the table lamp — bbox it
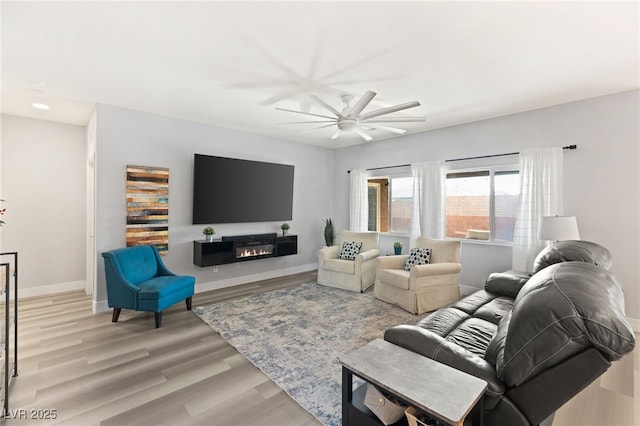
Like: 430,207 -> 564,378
538,215 -> 580,241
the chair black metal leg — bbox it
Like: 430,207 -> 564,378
112,308 -> 121,323
154,312 -> 162,328
185,296 -> 193,311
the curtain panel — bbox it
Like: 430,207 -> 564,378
349,169 -> 368,232
512,147 -> 564,271
410,161 -> 446,243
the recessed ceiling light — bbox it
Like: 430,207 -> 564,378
32,102 -> 50,110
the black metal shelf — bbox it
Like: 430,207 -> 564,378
0,252 -> 18,418
193,234 -> 297,267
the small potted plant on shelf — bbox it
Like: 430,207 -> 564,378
203,226 -> 215,242
281,223 -> 290,236
393,241 -> 403,255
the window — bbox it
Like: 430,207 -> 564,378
367,176 -> 414,234
367,180 -> 387,232
390,177 -> 413,233
446,168 -> 519,242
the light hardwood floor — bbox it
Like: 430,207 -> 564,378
4,272 -> 639,426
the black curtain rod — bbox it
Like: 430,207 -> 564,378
347,145 -> 577,173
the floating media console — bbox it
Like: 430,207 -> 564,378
193,233 -> 297,267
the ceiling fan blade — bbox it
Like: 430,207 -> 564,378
301,123 -> 337,134
361,116 -> 426,123
309,95 -> 344,118
358,101 -> 421,121
331,129 -> 342,140
366,124 -> 407,135
347,91 -> 376,118
278,120 -> 336,125
354,127 -> 373,142
275,107 -> 336,120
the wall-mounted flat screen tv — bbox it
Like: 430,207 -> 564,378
193,154 -> 295,224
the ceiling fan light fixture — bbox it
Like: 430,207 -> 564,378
337,118 -> 358,132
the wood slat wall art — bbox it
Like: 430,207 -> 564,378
126,165 -> 169,254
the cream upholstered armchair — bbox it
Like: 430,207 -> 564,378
374,237 -> 461,314
317,230 -> 380,292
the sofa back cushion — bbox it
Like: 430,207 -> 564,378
110,245 -> 159,284
532,240 -> 613,273
493,262 -> 635,387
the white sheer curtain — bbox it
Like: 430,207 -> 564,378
349,169 -> 368,232
410,161 -> 446,243
512,147 -> 564,271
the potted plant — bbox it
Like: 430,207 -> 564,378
323,217 -> 335,247
281,223 -> 290,236
393,241 -> 403,255
203,226 -> 215,242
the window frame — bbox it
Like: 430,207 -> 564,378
366,167 -> 414,236
445,159 -> 520,245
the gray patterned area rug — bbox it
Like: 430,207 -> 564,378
193,281 -> 424,426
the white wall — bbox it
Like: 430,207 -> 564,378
94,104 -> 333,308
333,90 -> 640,324
0,115 -> 87,296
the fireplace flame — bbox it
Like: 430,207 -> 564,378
239,248 -> 272,258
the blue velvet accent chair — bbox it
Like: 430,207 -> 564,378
102,245 -> 196,328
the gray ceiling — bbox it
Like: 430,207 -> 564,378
2,1 -> 638,148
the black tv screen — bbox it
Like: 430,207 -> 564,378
193,154 -> 294,224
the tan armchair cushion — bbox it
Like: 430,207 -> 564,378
324,258 -> 356,274
376,269 -> 410,290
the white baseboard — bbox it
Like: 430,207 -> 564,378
17,280 -> 86,299
93,299 -> 110,314
195,263 -> 318,294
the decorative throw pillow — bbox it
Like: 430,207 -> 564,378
403,248 -> 432,271
339,241 -> 363,260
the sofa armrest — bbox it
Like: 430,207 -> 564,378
377,255 -> 409,270
317,245 -> 340,261
384,325 -> 504,399
152,245 -> 176,277
355,248 -> 380,265
484,272 -> 528,298
411,262 -> 461,278
101,253 -> 141,309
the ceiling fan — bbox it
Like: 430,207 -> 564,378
276,91 -> 425,141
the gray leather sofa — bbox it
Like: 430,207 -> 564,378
384,240 -> 636,426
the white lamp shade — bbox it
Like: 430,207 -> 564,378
538,216 -> 580,241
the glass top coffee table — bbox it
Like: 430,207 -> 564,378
340,339 -> 487,426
